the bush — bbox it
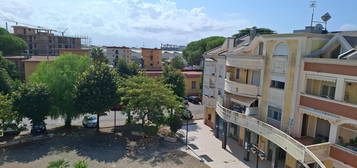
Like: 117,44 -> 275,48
47,159 -> 69,168
167,115 -> 183,134
73,160 -> 87,168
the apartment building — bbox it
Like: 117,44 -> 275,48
103,46 -> 131,65
203,27 -> 357,168
142,48 -> 162,69
12,26 -> 81,56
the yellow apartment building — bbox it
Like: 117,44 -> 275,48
203,27 -> 357,168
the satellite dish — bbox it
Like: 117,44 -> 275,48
321,12 -> 331,22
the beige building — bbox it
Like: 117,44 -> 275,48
103,46 -> 131,65
203,27 -> 357,168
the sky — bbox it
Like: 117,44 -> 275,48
0,0 -> 356,48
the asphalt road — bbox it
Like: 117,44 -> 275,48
21,102 -> 203,131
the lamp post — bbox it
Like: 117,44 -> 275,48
186,117 -> 189,147
246,143 -> 266,168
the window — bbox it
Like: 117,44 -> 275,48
236,69 -> 240,80
267,106 -> 282,121
115,50 -> 119,54
192,81 -> 196,89
270,80 -> 285,89
218,89 -> 222,96
273,43 -> 289,57
320,85 -> 335,99
258,42 -> 264,55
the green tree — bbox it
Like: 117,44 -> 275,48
114,58 -> 139,77
30,54 -> 92,127
13,83 -> 51,125
74,63 -> 120,130
90,47 -> 107,63
0,94 -> 17,125
170,56 -> 185,69
73,160 -> 88,168
0,68 -> 13,94
183,36 -> 225,65
166,114 -> 182,134
119,75 -> 181,128
0,28 -> 27,56
161,65 -> 185,97
232,27 -> 276,38
0,54 -> 18,79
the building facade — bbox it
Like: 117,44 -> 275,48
142,48 -> 162,69
12,26 -> 81,56
103,46 -> 131,65
203,29 -> 357,168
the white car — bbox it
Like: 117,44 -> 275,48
82,115 -> 97,128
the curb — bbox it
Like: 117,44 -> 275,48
0,133 -> 55,148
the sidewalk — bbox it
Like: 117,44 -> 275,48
179,120 -> 252,168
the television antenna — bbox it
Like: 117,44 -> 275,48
309,1 -> 317,27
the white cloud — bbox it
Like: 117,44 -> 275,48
339,24 -> 357,31
0,0 -> 250,47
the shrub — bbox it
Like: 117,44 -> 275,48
167,115 -> 183,134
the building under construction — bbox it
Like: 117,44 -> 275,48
12,26 -> 82,56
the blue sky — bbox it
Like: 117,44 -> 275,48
0,0 -> 356,47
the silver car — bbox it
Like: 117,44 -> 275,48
82,115 -> 97,128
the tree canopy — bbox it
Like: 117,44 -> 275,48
119,75 -> 182,127
0,28 -> 27,56
114,58 -> 139,77
13,83 -> 51,125
74,63 -> 120,130
161,65 -> 185,98
0,94 -> 16,124
30,54 -> 92,126
0,50 -> 19,79
232,27 -> 276,38
170,56 -> 185,69
183,36 -> 225,65
90,47 -> 107,63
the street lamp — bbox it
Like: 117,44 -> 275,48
246,143 -> 266,168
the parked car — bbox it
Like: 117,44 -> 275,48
82,115 -> 97,128
181,109 -> 193,120
183,98 -> 189,106
2,121 -> 27,136
187,96 -> 201,104
31,122 -> 47,135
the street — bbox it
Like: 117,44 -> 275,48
21,102 -> 203,131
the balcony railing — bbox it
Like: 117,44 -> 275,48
216,103 -> 326,168
225,79 -> 259,97
305,142 -> 331,164
300,94 -> 357,120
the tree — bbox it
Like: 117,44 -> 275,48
0,94 -> 17,125
13,83 -> 51,125
161,65 -> 185,97
119,75 -> 182,128
166,114 -> 182,134
90,47 -> 107,63
0,28 -> 27,56
47,159 -> 70,168
0,53 -> 18,79
232,27 -> 276,38
183,36 -> 225,65
114,58 -> 139,77
0,68 -> 13,94
74,63 -> 120,130
170,56 -> 185,69
30,54 -> 92,127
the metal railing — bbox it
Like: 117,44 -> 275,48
216,103 -> 326,168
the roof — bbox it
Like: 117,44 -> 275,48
23,56 -> 57,62
141,48 -> 161,51
104,46 -> 130,49
4,56 -> 27,60
344,36 -> 357,47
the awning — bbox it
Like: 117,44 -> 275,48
300,106 -> 340,123
230,95 -> 257,107
305,74 -> 336,83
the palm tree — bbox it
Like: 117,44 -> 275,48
47,159 -> 69,168
90,47 -> 108,63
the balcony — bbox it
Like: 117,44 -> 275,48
300,94 -> 357,120
330,144 -> 357,167
224,79 -> 259,97
216,103 -> 326,167
226,56 -> 264,69
305,142 -> 331,164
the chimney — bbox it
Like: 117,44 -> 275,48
250,27 -> 257,42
